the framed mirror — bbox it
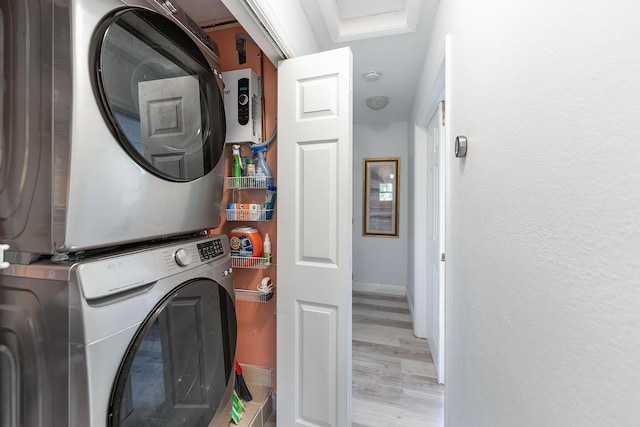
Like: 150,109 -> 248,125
363,158 -> 400,237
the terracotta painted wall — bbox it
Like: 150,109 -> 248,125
207,25 -> 278,379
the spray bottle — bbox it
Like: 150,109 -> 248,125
263,233 -> 272,265
232,144 -> 242,187
251,145 -> 273,187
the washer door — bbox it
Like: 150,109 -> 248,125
108,279 -> 236,426
94,8 -> 225,182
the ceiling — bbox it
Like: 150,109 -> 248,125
176,0 -> 439,124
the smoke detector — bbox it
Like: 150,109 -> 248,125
363,71 -> 381,82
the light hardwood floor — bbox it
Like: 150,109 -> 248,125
352,291 -> 444,427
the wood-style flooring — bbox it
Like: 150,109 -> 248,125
352,291 -> 444,427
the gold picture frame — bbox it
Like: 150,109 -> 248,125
363,158 -> 400,237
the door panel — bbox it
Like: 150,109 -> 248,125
296,302 -> 338,426
139,75 -> 204,180
297,141 -> 338,264
277,47 -> 353,427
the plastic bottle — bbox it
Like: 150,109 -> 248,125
229,226 -> 263,258
251,145 -> 273,187
263,233 -> 272,265
244,156 -> 255,187
232,144 -> 242,187
263,185 -> 277,220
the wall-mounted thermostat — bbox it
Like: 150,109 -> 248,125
222,69 -> 262,144
455,135 -> 467,158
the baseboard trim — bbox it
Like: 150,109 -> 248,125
239,364 -> 272,388
353,282 -> 406,296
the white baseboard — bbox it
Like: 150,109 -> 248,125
239,364 -> 272,388
353,281 -> 406,296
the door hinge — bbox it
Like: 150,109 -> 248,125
441,101 -> 446,127
440,253 -> 446,262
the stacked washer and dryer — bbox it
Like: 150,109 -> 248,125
0,1 -> 236,426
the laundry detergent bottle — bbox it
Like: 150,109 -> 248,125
251,145 -> 273,187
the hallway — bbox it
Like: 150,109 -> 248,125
352,291 -> 444,426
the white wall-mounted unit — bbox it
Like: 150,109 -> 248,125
223,69 -> 262,144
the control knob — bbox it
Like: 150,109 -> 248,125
174,248 -> 191,267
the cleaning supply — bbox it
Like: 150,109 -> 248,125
234,361 -> 253,401
258,276 -> 273,292
230,390 -> 244,424
231,144 -> 242,187
257,276 -> 274,302
251,145 -> 273,187
229,226 -> 263,258
263,233 -> 272,265
243,156 -> 255,187
263,185 -> 277,220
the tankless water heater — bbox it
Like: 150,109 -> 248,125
222,69 -> 262,144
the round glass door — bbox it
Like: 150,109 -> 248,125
108,279 -> 236,427
94,8 -> 225,181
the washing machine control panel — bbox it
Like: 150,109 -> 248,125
197,238 -> 224,262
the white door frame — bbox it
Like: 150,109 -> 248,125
411,123 -> 428,339
425,100 -> 446,385
443,35 -> 452,425
414,38 -> 449,389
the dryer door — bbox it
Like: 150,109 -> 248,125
94,8 -> 225,182
108,278 -> 236,427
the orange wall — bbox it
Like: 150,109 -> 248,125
207,25 -> 278,382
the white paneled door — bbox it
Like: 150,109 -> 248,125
276,47 -> 353,426
426,101 -> 445,384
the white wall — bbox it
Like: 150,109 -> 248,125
353,122 -> 409,296
415,1 -> 640,425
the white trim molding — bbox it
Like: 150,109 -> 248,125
223,0 -> 320,63
354,281 -> 406,296
313,0 -> 420,43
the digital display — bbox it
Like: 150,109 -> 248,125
197,239 -> 224,261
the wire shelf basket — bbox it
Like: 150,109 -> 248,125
231,256 -> 272,269
226,208 -> 274,221
226,177 -> 275,190
234,287 -> 275,303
